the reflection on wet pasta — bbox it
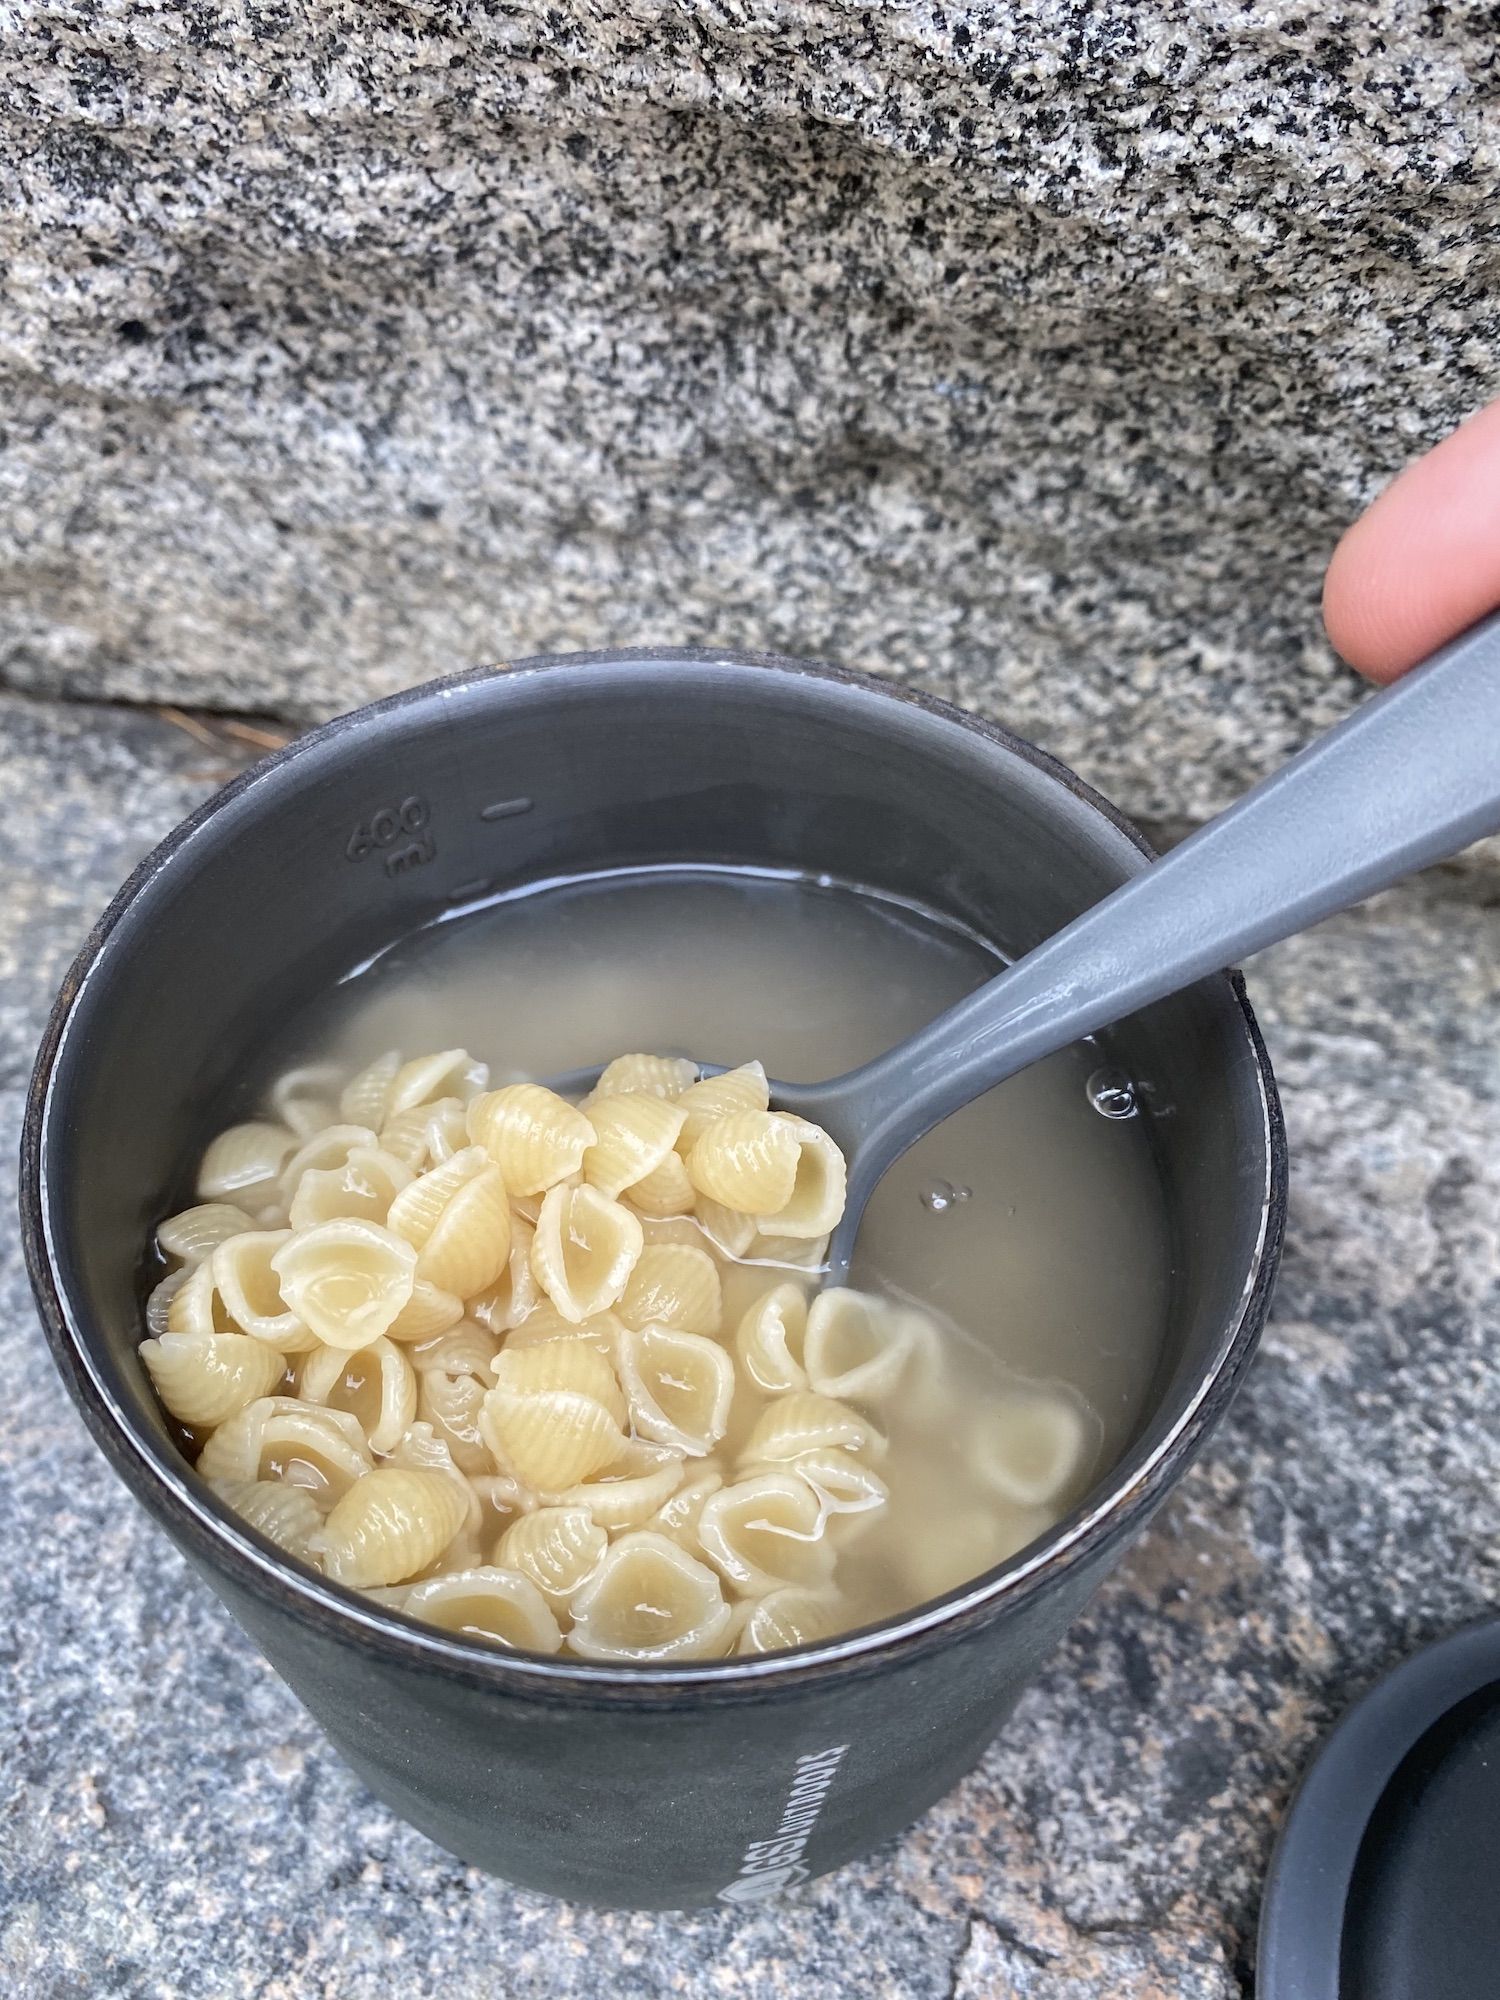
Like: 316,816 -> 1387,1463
140,1051 -> 1102,1659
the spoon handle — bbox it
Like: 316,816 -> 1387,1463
819,610 -> 1500,1171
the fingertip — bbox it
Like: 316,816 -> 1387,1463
1322,398 -> 1500,682
1322,520 -> 1411,684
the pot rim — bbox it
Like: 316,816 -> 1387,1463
21,646 -> 1287,1703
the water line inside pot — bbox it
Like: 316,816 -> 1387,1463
221,862 -> 1170,1625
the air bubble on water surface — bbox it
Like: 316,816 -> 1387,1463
920,1181 -> 973,1213
1086,1067 -> 1138,1119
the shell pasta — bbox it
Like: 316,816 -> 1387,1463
142,1047 -> 1100,1658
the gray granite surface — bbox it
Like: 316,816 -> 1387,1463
4,3 -> 1500,821
1,688 -> 1496,1998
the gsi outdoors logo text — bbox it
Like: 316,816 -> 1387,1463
716,1744 -> 848,1904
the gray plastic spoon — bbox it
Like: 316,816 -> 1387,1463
558,612 -> 1500,1283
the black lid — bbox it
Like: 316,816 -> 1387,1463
1259,1616 -> 1500,2000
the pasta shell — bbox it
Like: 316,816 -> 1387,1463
502,1302 -> 622,1356
299,1337 -> 417,1455
156,1203 -> 256,1266
387,1048 -> 488,1116
410,1321 -> 500,1382
479,1390 -> 625,1493
140,1331 -> 285,1428
623,1150 -> 696,1218
209,1476 -> 324,1561
673,1062 -> 770,1150
269,1063 -> 345,1140
740,1391 -> 886,1466
145,1267 -> 188,1338
418,1523 -> 487,1580
493,1506 -> 608,1610
593,1054 -> 697,1100
734,1282 -> 810,1393
509,1174 -> 579,1227
469,1212 -> 539,1333
197,1122 -> 298,1203
402,1567 -> 563,1652
530,1183 -> 643,1323
213,1230 -> 313,1350
385,1147 -> 483,1244
339,1049 -> 401,1128
803,1288 -> 920,1403
968,1390 -> 1097,1509
196,1396 -> 373,1505
490,1341 -> 627,1426
377,1097 -> 473,1175
467,1084 -> 596,1196
555,1438 -> 685,1529
416,1365 -> 493,1475
685,1111 -> 800,1216
758,1119 -> 847,1239
617,1325 -> 734,1456
270,1220 -> 417,1350
421,1099 -> 472,1165
694,1198 -> 759,1259
617,1243 -> 722,1335
288,1145 -> 412,1231
278,1124 -> 380,1199
783,1446 -> 889,1517
383,1420 -> 482,1532
697,1472 -> 835,1595
471,1472 -> 539,1521
479,1342 -> 628,1490
722,1599 -> 757,1650
385,1278 -> 466,1342
647,1468 -> 724,1549
381,1094 -> 474,1174
744,1231 -> 830,1273
387,1148 -> 511,1297
310,1467 -> 470,1587
406,1322 -> 501,1471
377,1099 -> 445,1173
165,1259 -> 236,1338
568,1531 -> 731,1662
581,1093 -> 687,1200
737,1586 -> 844,1655
635,1214 -> 709,1249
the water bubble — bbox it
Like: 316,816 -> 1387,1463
1086,1066 -> 1138,1119
920,1180 -> 972,1213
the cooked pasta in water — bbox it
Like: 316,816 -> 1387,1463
139,866 -> 1170,1655
141,1042 -> 1110,1660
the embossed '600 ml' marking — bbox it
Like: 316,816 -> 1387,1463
346,796 -> 436,878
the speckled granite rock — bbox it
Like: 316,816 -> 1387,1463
2,691 -> 1496,1997
4,5 -> 1499,820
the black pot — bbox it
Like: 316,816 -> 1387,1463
21,650 -> 1285,1909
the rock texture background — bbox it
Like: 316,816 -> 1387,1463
3,1 -> 1499,819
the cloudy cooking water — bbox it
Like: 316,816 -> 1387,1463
261,867 -> 1170,1624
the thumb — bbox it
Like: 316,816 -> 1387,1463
1323,397 -> 1500,683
